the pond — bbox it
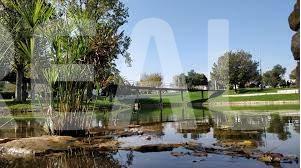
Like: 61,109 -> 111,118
0,107 -> 299,168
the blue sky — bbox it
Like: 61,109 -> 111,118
117,0 -> 296,83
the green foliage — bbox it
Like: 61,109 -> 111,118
210,50 -> 259,91
0,0 -> 131,110
173,70 -> 208,88
41,0 -> 131,112
0,0 -> 55,102
263,64 -> 286,88
186,70 -> 208,87
1,0 -> 55,65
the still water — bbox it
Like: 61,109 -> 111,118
0,107 -> 299,168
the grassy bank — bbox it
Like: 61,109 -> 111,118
209,93 -> 300,102
136,91 -> 207,105
208,104 -> 300,111
224,87 -> 298,95
135,90 -> 299,104
0,88 -> 299,112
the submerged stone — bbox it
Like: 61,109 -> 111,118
192,151 -> 208,157
214,140 -> 258,149
145,136 -> 151,141
258,153 -> 284,163
170,152 -> 185,157
123,143 -> 182,152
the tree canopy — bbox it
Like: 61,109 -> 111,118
210,50 -> 259,92
263,64 -> 286,88
0,0 -> 55,101
173,70 -> 208,88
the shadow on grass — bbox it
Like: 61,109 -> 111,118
208,90 -> 225,99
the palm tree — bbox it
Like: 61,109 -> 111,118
0,0 -> 54,102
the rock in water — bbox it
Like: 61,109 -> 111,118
258,154 -> 273,163
170,152 -> 185,157
145,136 -> 151,141
0,136 -> 82,158
125,144 -> 182,153
258,153 -> 284,163
192,151 -> 208,157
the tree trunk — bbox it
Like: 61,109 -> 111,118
234,84 -> 237,93
31,82 -> 35,101
86,82 -> 93,100
21,78 -> 27,102
15,68 -> 27,102
15,68 -> 23,102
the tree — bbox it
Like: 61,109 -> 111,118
173,70 -> 208,88
40,0 -> 131,112
0,0 -> 54,102
210,50 -> 259,92
186,70 -> 208,88
139,73 -> 163,87
0,0 -> 131,111
263,64 -> 286,88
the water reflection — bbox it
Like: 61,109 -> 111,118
0,108 -> 299,151
268,114 -> 291,141
0,107 -> 299,167
96,108 -> 299,138
0,118 -> 45,138
100,107 -> 300,155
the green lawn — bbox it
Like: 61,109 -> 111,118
135,89 -> 299,104
224,87 -> 297,95
208,104 -> 300,111
209,93 -> 300,102
136,91 -> 208,105
0,88 -> 299,112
